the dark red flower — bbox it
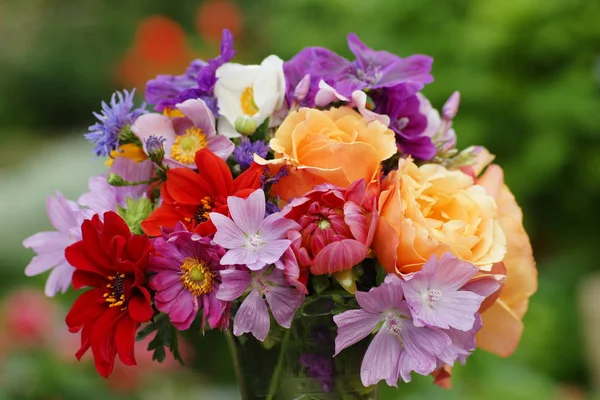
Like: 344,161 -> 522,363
65,211 -> 153,378
142,148 -> 262,236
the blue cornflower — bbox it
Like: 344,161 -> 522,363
233,139 -> 269,170
85,89 -> 147,157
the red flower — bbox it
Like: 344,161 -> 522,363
142,148 -> 262,236
65,211 -> 153,378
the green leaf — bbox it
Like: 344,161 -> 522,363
252,117 -> 270,142
139,314 -> 185,366
117,196 -> 154,235
312,274 -> 331,295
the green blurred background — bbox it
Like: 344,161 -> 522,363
1,0 -> 599,399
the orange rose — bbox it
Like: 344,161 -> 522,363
373,158 -> 506,274
475,164 -> 537,357
261,107 -> 397,201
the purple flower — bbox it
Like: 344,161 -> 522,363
210,189 -> 300,271
401,253 -> 488,331
434,91 -> 460,152
145,135 -> 166,154
23,192 -> 93,296
234,139 -> 269,170
373,91 -> 440,160
333,273 -> 484,387
149,228 -> 228,331
335,33 -> 434,98
261,165 -> 288,188
217,267 -> 305,341
300,354 -> 333,392
145,30 -> 235,114
78,157 -> 153,213
85,89 -> 147,157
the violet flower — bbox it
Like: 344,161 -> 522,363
85,89 -> 147,157
210,189 -> 300,271
234,139 -> 269,170
145,29 -> 235,114
23,192 -> 93,296
401,253 -> 487,331
217,267 -> 304,341
333,273 -> 486,387
78,157 -> 153,214
149,227 -> 228,330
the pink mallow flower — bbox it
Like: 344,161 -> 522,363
217,267 -> 304,341
132,98 -> 234,168
401,252 -> 490,331
281,179 -> 377,275
23,192 -> 93,296
333,267 -> 489,387
149,227 -> 228,330
210,189 -> 300,271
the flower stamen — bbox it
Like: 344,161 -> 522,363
194,197 -> 214,224
240,86 -> 259,116
104,273 -> 127,309
180,258 -> 215,296
171,127 -> 208,164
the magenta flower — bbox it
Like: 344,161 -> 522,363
23,192 -> 93,296
149,227 -> 228,330
281,180 -> 377,275
333,273 -> 484,387
78,157 -> 153,213
210,189 -> 300,271
132,98 -> 234,169
217,267 -> 304,341
401,253 -> 488,331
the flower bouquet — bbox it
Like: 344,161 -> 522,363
24,30 -> 537,399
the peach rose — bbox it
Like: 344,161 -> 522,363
373,158 -> 506,274
475,164 -> 537,357
260,106 -> 397,201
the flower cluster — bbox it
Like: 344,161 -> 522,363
23,31 -> 537,388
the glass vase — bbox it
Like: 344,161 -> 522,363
227,297 -> 377,400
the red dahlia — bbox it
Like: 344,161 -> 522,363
142,148 -> 262,236
65,211 -> 153,378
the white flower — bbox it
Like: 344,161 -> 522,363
214,55 -> 286,138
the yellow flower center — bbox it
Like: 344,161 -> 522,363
194,197 -> 214,224
171,127 -> 208,165
240,86 -> 259,116
104,273 -> 127,309
180,258 -> 215,297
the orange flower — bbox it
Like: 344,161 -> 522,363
373,158 -> 506,274
475,164 -> 537,357
260,107 -> 397,201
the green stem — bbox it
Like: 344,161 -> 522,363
226,330 -> 249,400
266,327 -> 292,400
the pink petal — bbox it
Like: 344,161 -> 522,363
220,247 -> 259,267
351,90 -> 391,127
24,250 -> 68,276
430,291 -> 484,331
343,202 -> 368,243
210,212 -> 246,249
333,309 -> 382,356
176,98 -> 216,137
356,275 -> 405,314
168,290 -> 196,326
47,192 -> 79,233
44,263 -> 74,297
259,214 -> 300,242
314,80 -> 349,107
131,113 -> 176,155
23,231 -> 71,254
360,329 -> 401,387
311,239 -> 367,275
256,239 -> 292,265
401,324 -> 449,375
429,253 -> 478,292
207,135 -> 235,160
217,269 -> 252,301
265,286 -> 304,328
233,288 -> 270,341
227,189 -> 265,235
205,293 -> 225,329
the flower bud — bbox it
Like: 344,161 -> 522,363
293,74 -> 311,103
144,135 -> 166,164
442,91 -> 460,120
107,173 -> 127,187
235,115 -> 258,136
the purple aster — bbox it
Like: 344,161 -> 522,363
149,227 -> 228,331
234,139 -> 269,170
145,29 -> 235,115
373,90 -> 440,160
261,165 -> 288,188
217,267 -> 305,341
145,135 -> 166,154
300,354 -> 333,392
78,157 -> 154,213
85,89 -> 147,157
400,253 -> 489,331
333,274 -> 484,387
23,192 -> 93,296
210,189 -> 300,271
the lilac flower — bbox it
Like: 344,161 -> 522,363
149,227 -> 228,330
334,273 -> 485,387
23,192 -> 93,296
145,30 -> 235,114
85,89 -> 147,157
401,253 -> 487,331
145,135 -> 166,154
210,189 -> 300,270
217,267 -> 304,341
335,34 -> 434,98
300,354 -> 333,392
234,139 -> 269,170
78,157 -> 153,213
434,91 -> 460,152
261,165 -> 288,188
